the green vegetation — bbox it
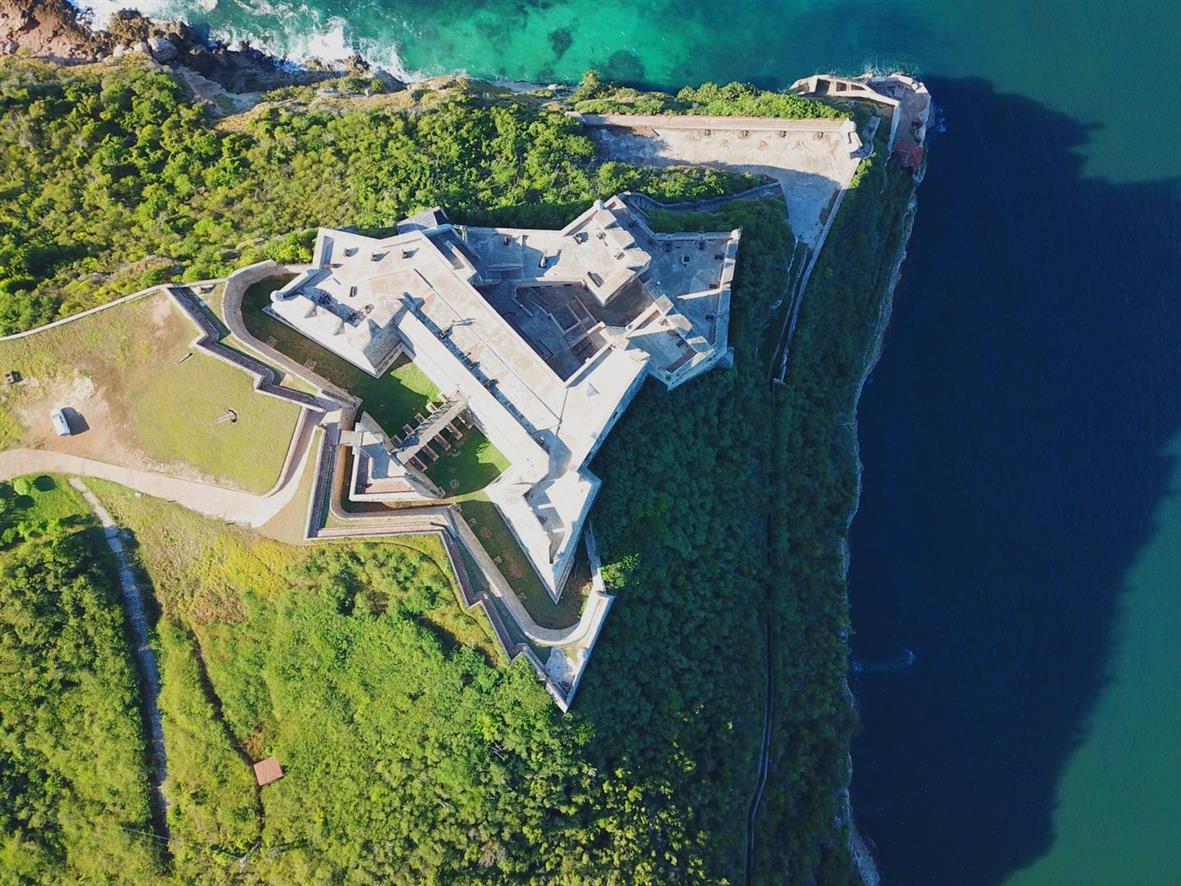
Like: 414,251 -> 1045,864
84,483 -> 598,881
756,138 -> 916,884
459,494 -> 586,629
0,56 -> 756,333
154,617 -> 261,867
0,55 -> 917,883
425,429 -> 511,496
0,476 -> 162,879
0,473 -> 84,545
571,70 -> 850,120
584,143 -> 916,881
0,291 -> 301,493
584,199 -> 789,880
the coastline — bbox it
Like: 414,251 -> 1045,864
0,0 -> 402,93
2,9 -> 924,880
840,184 -> 920,886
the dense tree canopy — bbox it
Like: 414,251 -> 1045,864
0,501 -> 161,879
0,58 -> 915,883
572,70 -> 851,119
0,58 -> 754,333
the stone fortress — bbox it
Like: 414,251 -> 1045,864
266,194 -> 740,599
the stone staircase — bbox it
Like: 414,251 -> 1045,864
392,393 -> 468,464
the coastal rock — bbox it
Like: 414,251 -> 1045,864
0,0 -> 109,61
0,0 -> 369,96
148,36 -> 178,62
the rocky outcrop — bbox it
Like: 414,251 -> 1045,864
0,0 -> 108,62
0,0 -> 405,96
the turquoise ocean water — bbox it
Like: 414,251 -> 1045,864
77,1 -> 1181,882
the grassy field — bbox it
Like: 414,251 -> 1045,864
89,477 -> 580,879
80,479 -> 521,878
0,292 -> 302,493
459,495 -> 587,629
88,479 -> 499,659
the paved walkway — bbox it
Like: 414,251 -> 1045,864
70,478 -> 170,841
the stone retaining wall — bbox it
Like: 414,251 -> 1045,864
167,285 -> 323,410
219,260 -> 358,409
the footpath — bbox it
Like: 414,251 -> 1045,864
70,478 -> 171,844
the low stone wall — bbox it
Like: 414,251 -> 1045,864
220,260 -> 358,408
0,278 -> 221,343
575,112 -> 859,136
167,285 -> 323,410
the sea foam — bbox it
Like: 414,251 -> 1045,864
71,0 -> 432,81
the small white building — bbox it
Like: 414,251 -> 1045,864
50,407 -> 71,437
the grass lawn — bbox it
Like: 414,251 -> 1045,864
458,495 -> 586,629
0,291 -> 302,493
425,428 -> 510,496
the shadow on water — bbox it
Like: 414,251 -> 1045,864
848,77 -> 1181,884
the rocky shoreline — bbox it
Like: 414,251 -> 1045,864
0,0 -> 402,93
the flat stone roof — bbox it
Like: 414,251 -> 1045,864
262,194 -> 740,597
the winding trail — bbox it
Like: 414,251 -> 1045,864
70,478 -> 171,846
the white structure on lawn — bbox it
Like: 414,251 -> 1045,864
268,194 -> 740,599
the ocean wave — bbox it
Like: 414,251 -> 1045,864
70,1 -> 188,31
71,0 -> 434,80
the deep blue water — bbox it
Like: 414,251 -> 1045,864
81,1 -> 1181,881
848,77 -> 1181,883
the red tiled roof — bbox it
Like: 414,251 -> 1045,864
253,757 -> 284,786
894,142 -> 924,171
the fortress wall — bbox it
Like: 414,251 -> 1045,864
167,285 -> 323,411
221,261 -> 362,410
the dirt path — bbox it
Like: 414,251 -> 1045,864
0,408 -> 320,526
70,478 -> 171,848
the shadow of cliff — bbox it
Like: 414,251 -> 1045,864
847,77 -> 1181,884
